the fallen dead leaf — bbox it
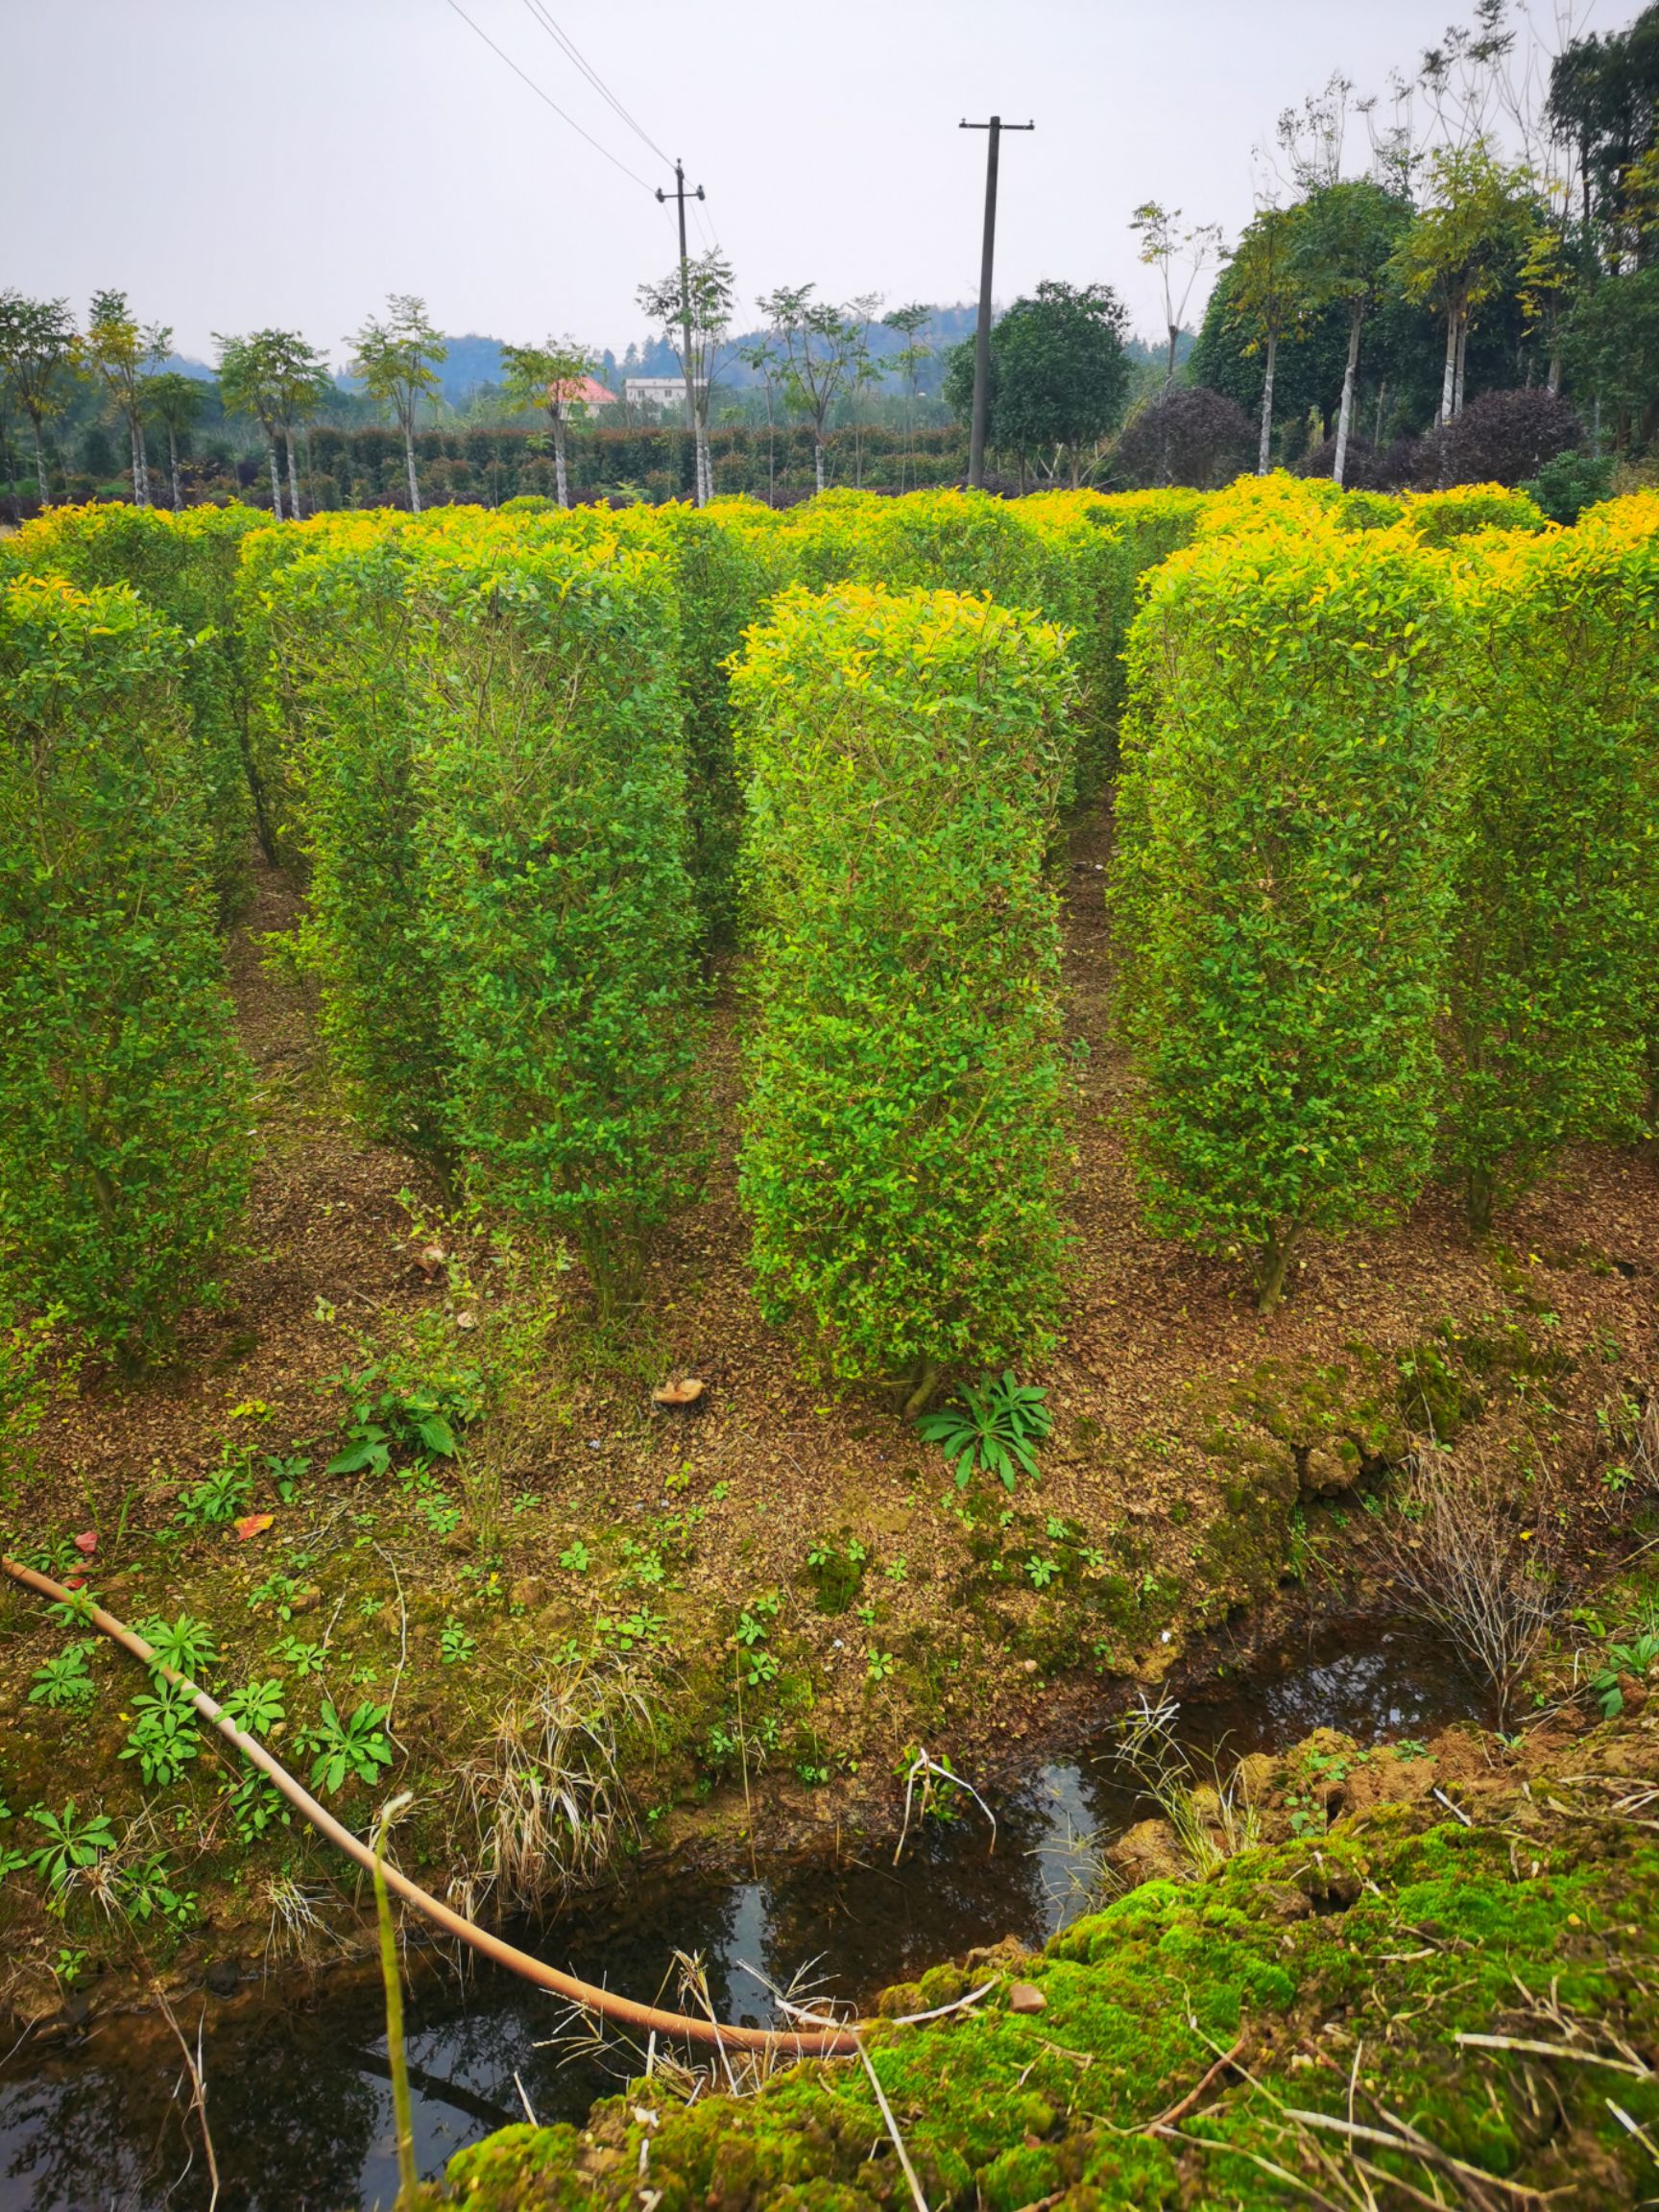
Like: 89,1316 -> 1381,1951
651,1378 -> 706,1407
234,1514 -> 276,1542
72,1530 -> 97,1556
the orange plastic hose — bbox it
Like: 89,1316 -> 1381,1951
2,1553 -> 861,2057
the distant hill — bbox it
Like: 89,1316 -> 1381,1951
432,333 -> 506,401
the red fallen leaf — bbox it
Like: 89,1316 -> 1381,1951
72,1530 -> 97,1556
64,1575 -> 85,1591
234,1514 -> 275,1542
651,1378 -> 706,1407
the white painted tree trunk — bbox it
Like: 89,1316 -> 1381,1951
1547,349 -> 1562,396
1439,312 -> 1458,426
1453,319 -> 1469,419
814,434 -> 826,493
1165,324 -> 1179,388
1333,304 -> 1363,488
552,412 -> 569,509
1258,327 -> 1277,475
135,420 -> 151,506
268,437 -> 284,520
167,423 -> 181,511
32,418 -> 49,507
286,433 -> 302,521
129,419 -> 143,505
403,421 -> 421,515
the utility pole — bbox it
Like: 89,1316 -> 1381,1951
657,157 -> 707,504
960,115 -> 1033,490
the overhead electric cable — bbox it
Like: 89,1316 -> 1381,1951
517,0 -> 674,169
440,0 -> 656,192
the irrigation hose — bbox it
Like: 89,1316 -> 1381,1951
1,1554 -> 861,2058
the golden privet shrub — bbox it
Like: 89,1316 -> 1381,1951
731,585 -> 1072,1407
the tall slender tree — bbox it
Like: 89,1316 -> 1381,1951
756,285 -> 864,493
216,329 -> 330,519
84,290 -> 168,505
736,334 -> 781,505
1294,180 -> 1411,484
882,302 -> 933,491
347,294 -> 447,514
141,370 -> 205,512
499,338 -> 594,509
1390,143 -> 1536,425
1130,203 -> 1225,389
0,292 -> 77,508
1224,206 -> 1306,473
844,292 -> 886,489
637,252 -> 734,506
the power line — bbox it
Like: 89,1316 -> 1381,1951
440,0 -> 656,193
517,0 -> 674,170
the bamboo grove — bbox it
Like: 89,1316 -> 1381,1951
0,478 -> 1654,1389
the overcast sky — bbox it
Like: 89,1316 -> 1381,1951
4,0 -> 1603,365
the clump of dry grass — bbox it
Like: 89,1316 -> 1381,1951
1115,1694 -> 1262,1878
453,1649 -> 656,1915
1391,1446 -> 1564,1724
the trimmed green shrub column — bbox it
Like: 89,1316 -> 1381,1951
1442,511 -> 1659,1231
731,584 -> 1072,1408
0,576 -> 251,1354
258,518 -> 450,1159
409,534 -> 703,1299
1111,526 -> 1460,1309
2,501 -> 273,914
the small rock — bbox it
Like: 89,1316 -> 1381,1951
1300,1440 -> 1358,1499
1007,1982 -> 1047,2014
288,1587 -> 323,1614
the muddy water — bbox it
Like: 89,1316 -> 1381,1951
0,1622 -> 1485,2212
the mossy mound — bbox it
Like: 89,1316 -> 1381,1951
445,1721 -> 1659,2208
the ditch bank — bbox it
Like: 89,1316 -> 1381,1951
0,1612 -> 1503,2210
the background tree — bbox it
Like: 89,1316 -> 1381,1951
1225,206 -> 1307,473
84,289 -> 168,505
1548,6 -> 1659,279
969,280 -> 1132,486
1130,202 -> 1224,390
1294,180 -> 1412,484
270,331 -> 332,518
843,293 -> 886,489
216,332 -> 287,517
1390,144 -> 1537,426
141,371 -> 204,512
499,338 -> 594,509
882,302 -> 933,491
756,285 -> 862,493
216,329 -> 330,519
347,294 -> 447,514
637,252 -> 734,506
735,333 -> 782,504
0,293 -> 77,508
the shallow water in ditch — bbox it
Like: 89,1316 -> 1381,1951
0,1621 -> 1487,2212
